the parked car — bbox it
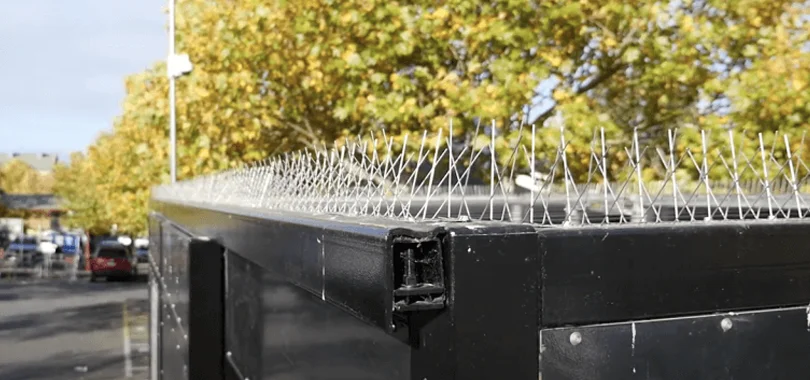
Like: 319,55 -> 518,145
89,241 -> 137,282
134,245 -> 150,275
1,251 -> 17,269
7,236 -> 42,268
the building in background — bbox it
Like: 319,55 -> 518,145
0,153 -> 60,174
0,152 -> 63,231
0,191 -> 64,231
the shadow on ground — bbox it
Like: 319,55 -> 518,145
0,276 -> 147,302
0,298 -> 149,342
0,350 -> 126,380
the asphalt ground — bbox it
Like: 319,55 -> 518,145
0,276 -> 150,380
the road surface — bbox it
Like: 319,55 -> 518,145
0,278 -> 150,380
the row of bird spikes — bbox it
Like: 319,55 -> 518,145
153,124 -> 810,226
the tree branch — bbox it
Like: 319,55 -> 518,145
255,112 -> 397,192
530,27 -> 639,125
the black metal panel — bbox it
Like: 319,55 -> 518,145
161,313 -> 189,380
409,224 -> 540,380
162,225 -> 191,335
157,222 -> 192,380
148,214 -> 164,379
149,213 -> 162,271
225,251 -> 264,380
222,249 -> 411,380
539,220 -> 810,326
540,306 -> 810,380
188,238 -> 225,380
261,262 -> 411,380
152,200 -> 442,332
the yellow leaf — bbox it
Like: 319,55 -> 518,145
682,16 -> 694,33
543,53 -> 562,67
552,89 -> 570,101
792,78 -> 806,91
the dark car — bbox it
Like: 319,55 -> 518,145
134,245 -> 150,275
135,246 -> 149,263
89,241 -> 137,282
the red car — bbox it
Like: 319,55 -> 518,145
89,241 -> 137,282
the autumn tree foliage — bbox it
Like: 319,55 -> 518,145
55,0 -> 810,235
0,159 -> 55,220
0,159 -> 54,195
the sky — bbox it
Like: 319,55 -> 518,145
0,0 -> 166,161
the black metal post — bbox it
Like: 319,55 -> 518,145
410,224 -> 540,380
188,237 -> 225,380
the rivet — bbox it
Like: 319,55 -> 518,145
721,318 -> 733,332
569,331 -> 582,346
176,344 -> 180,350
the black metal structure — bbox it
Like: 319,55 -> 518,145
149,199 -> 810,380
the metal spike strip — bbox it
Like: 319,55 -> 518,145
153,125 -> 810,227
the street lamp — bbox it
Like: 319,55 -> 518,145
167,0 -> 193,183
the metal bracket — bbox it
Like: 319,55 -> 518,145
392,236 -> 446,313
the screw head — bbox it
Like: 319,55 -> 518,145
569,331 -> 582,346
721,318 -> 733,332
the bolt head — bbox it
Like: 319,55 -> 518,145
721,318 -> 733,332
569,331 -> 582,346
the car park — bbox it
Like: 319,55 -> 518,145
6,236 -> 42,268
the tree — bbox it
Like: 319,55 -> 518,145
0,159 -> 54,194
54,152 -> 111,234
55,0 -> 810,233
171,0 -> 809,178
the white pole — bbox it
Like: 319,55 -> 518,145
169,0 -> 177,183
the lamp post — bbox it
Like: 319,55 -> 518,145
155,3 -> 193,379
167,0 -> 193,184
169,0 -> 176,183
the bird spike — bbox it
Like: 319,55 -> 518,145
152,123 -> 810,227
